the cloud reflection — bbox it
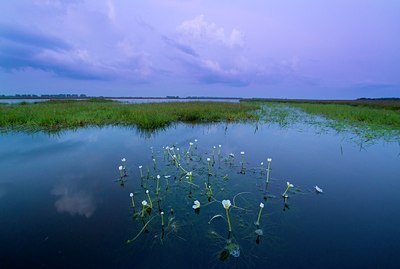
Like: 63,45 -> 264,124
51,185 -> 96,218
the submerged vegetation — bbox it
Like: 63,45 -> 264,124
0,99 -> 259,131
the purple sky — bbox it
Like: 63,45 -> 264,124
1,0 -> 399,98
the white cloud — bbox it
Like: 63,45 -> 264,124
106,0 -> 116,22
177,15 -> 244,48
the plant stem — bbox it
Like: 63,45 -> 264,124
256,206 -> 263,225
225,208 -> 232,232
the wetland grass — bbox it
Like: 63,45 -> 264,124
244,99 -> 400,129
0,99 -> 259,131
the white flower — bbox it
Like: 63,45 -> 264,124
146,190 -> 149,194
240,151 -> 245,155
213,146 -> 216,149
173,155 -> 177,159
161,211 -> 164,215
222,200 -> 231,209
139,165 -> 142,169
177,148 -> 180,151
192,200 -> 201,209
229,153 -> 235,158
287,182 -> 294,188
260,202 -> 264,208
218,145 -> 221,148
189,142 -> 193,146
260,162 -> 264,166
121,158 -> 126,162
207,158 -> 211,162
118,166 -> 123,171
130,193 -> 133,197
315,186 -> 323,193
186,151 -> 190,154
194,139 -> 198,142
187,171 -> 192,176
157,175 -> 160,179
165,146 -> 170,150
164,175 -> 171,178
267,158 -> 272,162
142,200 -> 147,206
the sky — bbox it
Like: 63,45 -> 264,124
0,0 -> 399,99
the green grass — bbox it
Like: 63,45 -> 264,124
0,99 -> 259,132
287,103 -> 400,128
244,99 -> 400,129
242,99 -> 400,143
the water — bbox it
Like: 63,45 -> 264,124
0,99 -> 50,104
0,98 -> 239,104
0,123 -> 399,268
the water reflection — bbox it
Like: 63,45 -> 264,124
51,173 -> 97,218
0,122 -> 399,269
52,185 -> 96,218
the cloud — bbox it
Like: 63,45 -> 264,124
160,15 -> 252,86
51,185 -> 96,218
176,15 -> 244,48
0,24 -> 70,50
162,36 -> 198,57
0,22 -> 153,81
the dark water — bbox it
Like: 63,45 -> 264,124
0,123 -> 399,268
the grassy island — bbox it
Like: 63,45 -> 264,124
0,99 -> 259,131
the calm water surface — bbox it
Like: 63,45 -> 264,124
0,123 -> 399,268
0,98 -> 239,104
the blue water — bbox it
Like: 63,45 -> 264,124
0,123 -> 399,268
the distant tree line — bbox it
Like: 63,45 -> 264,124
0,94 -> 87,99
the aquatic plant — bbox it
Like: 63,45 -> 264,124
240,152 -> 245,173
266,158 -> 272,183
122,158 -> 127,170
255,202 -> 264,226
192,200 -> 200,209
282,181 -> 294,197
130,192 -> 135,208
141,200 -> 148,217
222,200 -> 232,232
139,165 -> 143,178
186,142 -> 193,156
161,211 -> 164,227
205,183 -> 213,200
146,190 -> 153,208
187,171 -> 193,183
118,165 -> 124,178
153,158 -> 157,170
315,186 -> 323,193
207,158 -> 211,175
156,175 -> 160,195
